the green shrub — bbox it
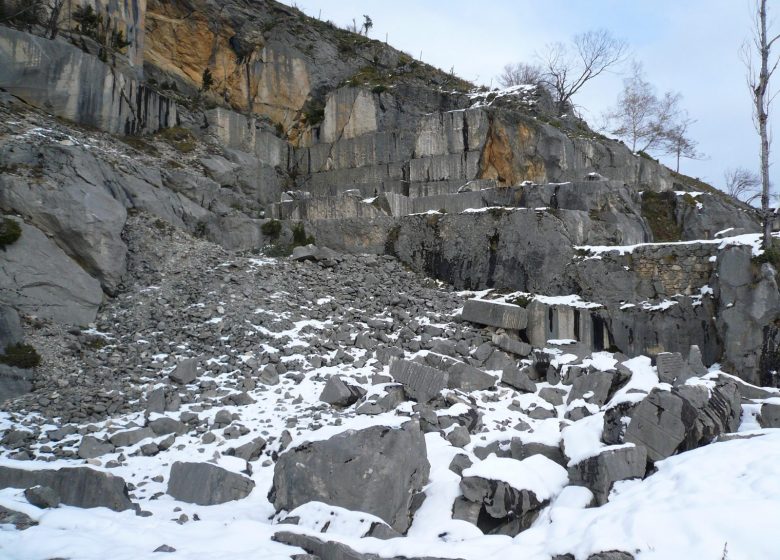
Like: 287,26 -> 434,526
261,219 -> 282,240
156,126 -> 196,153
0,343 -> 41,369
753,241 -> 780,270
301,98 -> 325,126
641,191 -> 682,242
509,295 -> 532,307
292,222 -> 315,246
0,218 -> 21,249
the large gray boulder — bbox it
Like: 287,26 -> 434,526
0,466 -> 132,511
447,362 -> 497,392
567,445 -> 647,505
320,375 -> 366,407
167,462 -> 255,505
624,381 -> 741,463
0,217 -> 103,325
390,359 -> 448,403
459,455 -> 568,536
758,403 -> 780,428
461,299 -> 527,330
270,421 -> 429,533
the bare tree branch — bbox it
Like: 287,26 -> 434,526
537,29 -> 628,115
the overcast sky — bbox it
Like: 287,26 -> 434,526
294,0 -> 777,194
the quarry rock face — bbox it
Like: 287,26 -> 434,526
0,1 -> 779,558
270,421 -> 429,533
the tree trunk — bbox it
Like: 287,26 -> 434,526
758,0 -> 773,248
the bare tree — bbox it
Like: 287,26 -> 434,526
538,29 -> 628,115
362,15 -> 372,36
724,167 -> 762,204
496,62 -> 544,88
664,114 -> 702,173
744,0 -> 778,248
603,62 -> 682,154
46,0 -> 65,39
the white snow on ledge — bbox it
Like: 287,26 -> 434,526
576,232 -> 774,258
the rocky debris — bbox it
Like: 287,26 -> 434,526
567,445 -> 647,505
758,403 -> 780,429
390,359 -> 449,403
461,299 -> 527,331
624,380 -> 741,463
270,421 -> 429,533
320,375 -> 366,407
166,462 -> 255,505
0,466 -> 133,511
459,455 -> 568,536
169,359 -> 199,385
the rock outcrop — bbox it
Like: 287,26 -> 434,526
270,421 -> 429,533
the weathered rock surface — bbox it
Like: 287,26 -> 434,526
0,217 -> 103,325
390,359 -> 449,403
461,299 -> 528,330
624,381 -> 741,463
270,421 -> 429,533
167,462 -> 255,505
567,445 -> 647,505
0,466 -> 133,511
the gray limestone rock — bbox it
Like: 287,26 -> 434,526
148,418 -> 187,437
447,362 -> 497,392
510,440 -> 566,467
390,359 -> 449,403
567,445 -> 647,505
655,352 -> 687,385
0,304 -> 23,352
78,436 -> 115,459
0,466 -> 133,511
109,428 -> 155,448
270,421 -> 429,533
492,333 -> 532,357
169,359 -> 198,385
758,403 -> 780,428
501,365 -> 537,393
167,462 -> 255,505
24,485 -> 60,509
273,531 -> 461,560
624,389 -> 698,463
0,217 -> 102,326
567,371 -> 615,407
445,425 -> 471,448
228,436 -> 268,461
461,299 -> 527,330
624,381 -> 741,463
587,553 -> 635,560
320,375 -> 366,407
